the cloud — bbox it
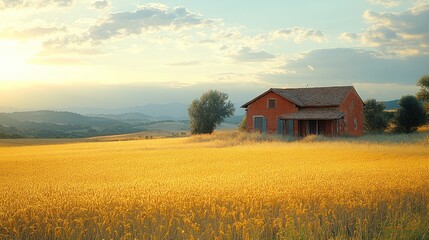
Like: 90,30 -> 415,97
25,3 -> 218,62
261,48 -> 429,87
230,47 -> 276,62
366,0 -> 402,7
361,3 -> 429,56
270,27 -> 326,43
198,27 -> 326,51
91,0 -> 110,9
88,4 -> 216,41
40,35 -> 103,56
0,26 -> 66,40
0,0 -> 75,9
339,32 -> 359,42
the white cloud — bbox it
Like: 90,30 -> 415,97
361,3 -> 429,56
88,4 -> 217,41
229,47 -> 275,62
339,32 -> 359,42
91,0 -> 110,10
41,35 -> 103,56
366,0 -> 402,7
0,0 -> 75,9
270,27 -> 326,43
198,27 -> 326,51
32,3 -> 219,58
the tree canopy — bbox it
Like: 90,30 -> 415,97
363,99 -> 388,133
417,74 -> 429,115
393,95 -> 427,133
188,90 -> 235,134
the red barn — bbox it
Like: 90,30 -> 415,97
241,86 -> 364,137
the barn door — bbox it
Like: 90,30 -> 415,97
262,117 -> 267,133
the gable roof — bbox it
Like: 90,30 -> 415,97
241,86 -> 357,108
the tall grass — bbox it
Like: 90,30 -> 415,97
190,129 -> 429,145
0,135 -> 428,239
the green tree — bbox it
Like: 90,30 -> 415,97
188,90 -> 235,134
393,95 -> 427,133
363,99 -> 388,133
416,74 -> 429,117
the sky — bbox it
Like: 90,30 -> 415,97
0,0 -> 428,110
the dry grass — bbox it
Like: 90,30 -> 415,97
0,133 -> 429,239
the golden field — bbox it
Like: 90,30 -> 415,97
0,132 -> 429,239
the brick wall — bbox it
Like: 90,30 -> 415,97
339,89 -> 364,136
245,92 -> 297,133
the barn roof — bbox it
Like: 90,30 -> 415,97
241,86 -> 357,108
281,107 -> 345,120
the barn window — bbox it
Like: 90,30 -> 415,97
354,118 -> 357,130
268,99 -> 276,109
253,116 -> 267,133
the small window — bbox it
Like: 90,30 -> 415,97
354,118 -> 357,130
268,99 -> 276,109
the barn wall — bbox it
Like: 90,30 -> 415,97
339,89 -> 364,136
244,88 -> 364,136
245,92 -> 297,134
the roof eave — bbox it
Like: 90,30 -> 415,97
298,105 -> 339,108
281,116 -> 345,120
241,88 -> 283,108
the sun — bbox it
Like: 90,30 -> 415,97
0,40 -> 37,81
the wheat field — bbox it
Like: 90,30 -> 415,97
0,133 -> 428,239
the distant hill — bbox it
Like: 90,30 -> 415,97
62,102 -> 189,120
8,110 -> 114,126
382,100 -> 399,110
89,112 -> 156,123
61,102 -> 246,120
122,103 -> 189,120
89,112 -> 175,123
0,111 -> 139,138
0,110 -> 193,139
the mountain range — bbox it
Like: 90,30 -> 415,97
60,102 -> 190,120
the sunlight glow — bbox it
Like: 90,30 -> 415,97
0,40 -> 37,81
